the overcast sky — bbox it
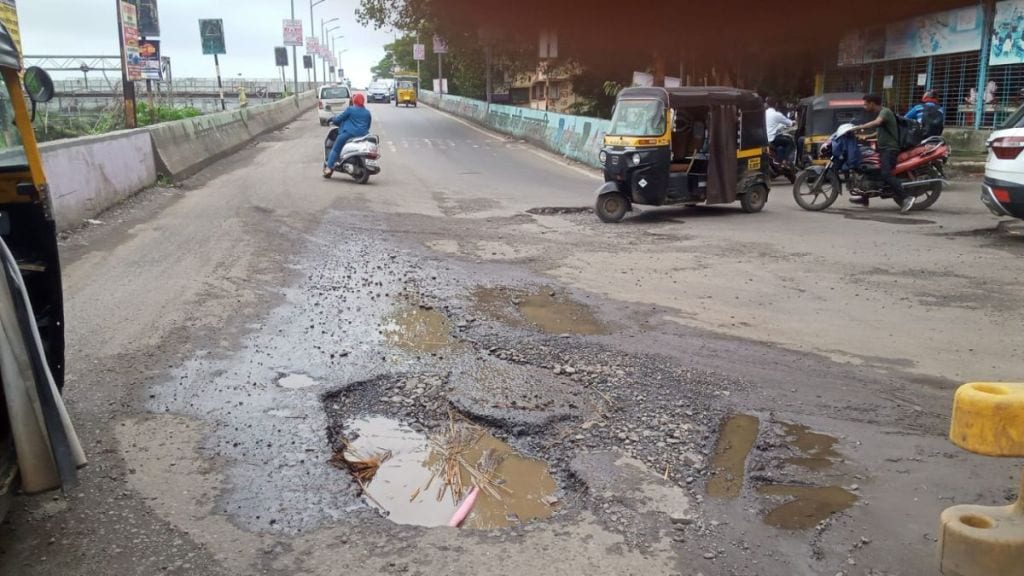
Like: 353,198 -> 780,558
19,0 -> 393,87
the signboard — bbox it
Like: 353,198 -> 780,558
329,65 -> 335,75
433,35 -> 448,54
992,0 -> 1024,65
664,76 -> 681,88
306,36 -> 319,55
303,55 -> 313,69
283,19 -> 303,47
199,18 -> 226,55
413,43 -> 425,61
539,30 -> 558,59
274,47 -> 288,67
632,71 -> 654,87
0,0 -> 21,55
137,0 -> 160,37
885,5 -> 983,60
139,39 -> 162,81
432,78 -> 449,92
120,1 -> 143,81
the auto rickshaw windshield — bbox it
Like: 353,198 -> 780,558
609,99 -> 665,137
397,80 -> 414,89
0,79 -> 27,169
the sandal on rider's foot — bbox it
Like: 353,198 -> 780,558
322,167 -> 334,178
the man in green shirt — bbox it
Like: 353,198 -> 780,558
852,94 -> 915,213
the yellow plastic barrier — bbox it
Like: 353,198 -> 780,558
939,382 -> 1024,576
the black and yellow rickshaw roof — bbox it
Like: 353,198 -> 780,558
0,23 -> 19,70
799,93 -> 865,111
617,86 -> 763,109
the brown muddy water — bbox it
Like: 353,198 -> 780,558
472,286 -> 606,335
706,414 -> 760,499
757,485 -> 859,530
382,306 -> 453,353
339,416 -> 558,529
782,422 -> 841,471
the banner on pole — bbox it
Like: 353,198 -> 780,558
275,46 -> 288,67
283,19 -> 303,46
413,43 -> 425,61
137,0 -> 160,37
121,1 -> 143,81
139,39 -> 162,81
432,35 -> 447,54
199,18 -> 226,55
306,37 -> 319,55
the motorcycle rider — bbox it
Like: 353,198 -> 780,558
765,97 -> 795,166
905,89 -> 945,138
851,94 -> 915,213
323,92 -> 372,177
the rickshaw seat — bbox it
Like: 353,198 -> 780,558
670,163 -> 690,173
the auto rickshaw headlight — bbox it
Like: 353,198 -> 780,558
631,153 -> 642,166
599,150 -> 607,164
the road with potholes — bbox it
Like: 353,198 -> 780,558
0,101 -> 1021,576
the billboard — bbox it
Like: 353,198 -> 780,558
274,47 -> 288,67
139,39 -> 162,81
0,0 -> 21,54
199,18 -> 226,55
283,19 -> 303,47
120,1 -> 143,81
992,0 -> 1024,65
137,0 -> 159,37
885,5 -> 983,60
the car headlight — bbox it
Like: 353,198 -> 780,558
632,153 -> 642,166
599,150 -> 608,164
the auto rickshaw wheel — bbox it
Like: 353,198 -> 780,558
740,184 -> 768,214
596,192 -> 629,223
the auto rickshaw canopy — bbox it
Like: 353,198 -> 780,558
798,93 -> 867,137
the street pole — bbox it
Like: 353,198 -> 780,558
214,53 -> 226,111
115,0 -> 137,128
310,0 -> 318,87
485,44 -> 492,106
438,53 -> 443,95
291,0 -> 299,96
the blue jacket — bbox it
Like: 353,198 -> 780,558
331,106 -> 372,136
905,101 -> 944,121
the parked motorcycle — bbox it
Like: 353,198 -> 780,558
323,127 -> 381,184
767,127 -> 798,184
792,123 -> 950,211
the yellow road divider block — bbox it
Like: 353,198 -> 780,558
949,382 -> 1024,457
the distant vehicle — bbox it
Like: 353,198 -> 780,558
317,85 -> 352,126
368,82 -> 390,104
982,108 -> 1024,220
394,76 -> 418,107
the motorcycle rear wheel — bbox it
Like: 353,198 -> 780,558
793,169 -> 840,211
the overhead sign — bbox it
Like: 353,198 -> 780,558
199,18 -> 226,55
137,0 -> 160,37
303,55 -> 313,69
139,39 -> 162,81
433,35 -> 447,54
0,0 -> 21,55
274,46 -> 288,67
120,1 -> 143,81
283,19 -> 303,47
413,43 -> 425,61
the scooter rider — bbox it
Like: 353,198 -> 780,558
323,92 -> 372,177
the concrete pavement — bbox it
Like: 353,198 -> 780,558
0,102 -> 1021,576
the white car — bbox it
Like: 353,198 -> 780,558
982,110 -> 1024,220
318,85 -> 352,126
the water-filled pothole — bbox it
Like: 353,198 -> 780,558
782,422 -> 841,471
757,485 -> 859,529
706,414 -> 759,499
332,415 -> 558,529
472,286 -> 606,335
381,306 -> 453,353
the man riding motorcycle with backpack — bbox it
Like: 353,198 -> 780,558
850,94 -> 916,213
905,90 -> 945,138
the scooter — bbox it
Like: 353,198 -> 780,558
323,127 -> 381,184
767,127 -> 798,184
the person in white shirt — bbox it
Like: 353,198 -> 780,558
765,97 -> 795,166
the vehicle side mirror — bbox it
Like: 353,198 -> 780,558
24,67 -> 55,104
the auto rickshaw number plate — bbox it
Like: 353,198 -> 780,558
748,158 -> 761,170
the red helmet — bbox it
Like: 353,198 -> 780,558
352,92 -> 365,107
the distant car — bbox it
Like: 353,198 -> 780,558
318,85 -> 352,126
982,108 -> 1024,220
368,82 -> 390,103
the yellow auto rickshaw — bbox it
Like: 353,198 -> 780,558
395,75 -> 418,107
795,93 -> 867,168
595,86 -> 771,222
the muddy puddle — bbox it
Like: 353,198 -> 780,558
782,422 -> 841,471
757,485 -> 859,529
706,414 -> 760,499
472,286 -> 606,335
382,306 -> 453,353
335,416 -> 557,529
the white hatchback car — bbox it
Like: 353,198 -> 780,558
982,109 -> 1024,220
318,85 -> 352,126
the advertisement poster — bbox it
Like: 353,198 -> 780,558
121,1 -> 143,81
992,0 -> 1024,65
413,43 -> 425,61
433,35 -> 447,54
199,18 -> 226,55
837,27 -> 886,66
885,5 -> 983,60
137,0 -> 159,37
0,0 -> 20,55
306,36 -> 319,56
139,39 -> 162,81
283,19 -> 303,46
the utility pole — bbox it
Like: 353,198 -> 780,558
310,0 -> 326,87
115,0 -> 137,128
214,53 -> 226,111
291,0 -> 299,96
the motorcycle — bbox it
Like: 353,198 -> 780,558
323,127 -> 381,184
766,127 -> 798,184
792,123 -> 950,212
